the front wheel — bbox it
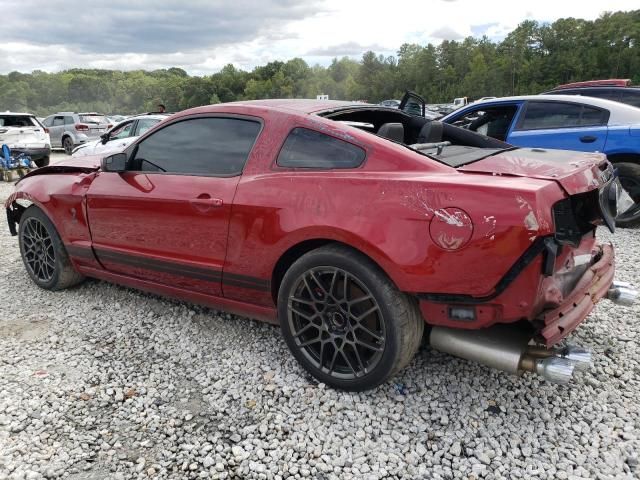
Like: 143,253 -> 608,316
278,244 -> 424,391
18,206 -> 84,290
34,156 -> 49,168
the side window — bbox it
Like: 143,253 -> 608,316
134,118 -> 160,136
276,127 -> 366,169
52,116 -> 64,127
580,106 -> 608,126
451,105 -> 518,141
110,121 -> 134,140
64,116 -> 74,125
42,116 -> 53,127
518,102 -> 582,130
621,90 -> 640,108
133,117 -> 260,176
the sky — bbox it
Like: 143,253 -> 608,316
0,0 -> 637,75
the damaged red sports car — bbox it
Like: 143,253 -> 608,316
5,99 -> 637,391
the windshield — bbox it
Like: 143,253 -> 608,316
80,114 -> 108,125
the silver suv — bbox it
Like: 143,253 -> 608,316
42,112 -> 111,155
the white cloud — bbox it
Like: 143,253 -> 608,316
1,0 -> 638,74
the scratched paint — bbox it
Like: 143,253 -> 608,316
516,195 -> 540,232
429,207 -> 474,251
483,215 -> 497,240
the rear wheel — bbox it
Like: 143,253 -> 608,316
63,136 -> 74,155
615,162 -> 640,228
278,244 -> 424,391
18,206 -> 84,290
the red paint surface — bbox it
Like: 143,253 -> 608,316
6,101 -> 615,346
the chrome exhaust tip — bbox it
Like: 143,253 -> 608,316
607,281 -> 638,306
561,345 -> 592,373
534,357 -> 575,385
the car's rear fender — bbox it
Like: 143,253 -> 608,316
225,171 -> 564,308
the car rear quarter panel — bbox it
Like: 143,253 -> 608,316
226,168 -> 563,307
603,125 -> 640,155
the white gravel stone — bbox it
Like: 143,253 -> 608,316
0,176 -> 639,479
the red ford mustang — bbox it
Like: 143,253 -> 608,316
5,99 -> 636,391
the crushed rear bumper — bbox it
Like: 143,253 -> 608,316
538,243 -> 614,346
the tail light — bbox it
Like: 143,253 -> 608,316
107,124 -> 113,129
44,128 -> 49,134
75,124 -> 89,132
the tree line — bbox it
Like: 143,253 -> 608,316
0,10 -> 637,116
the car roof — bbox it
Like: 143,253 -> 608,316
122,114 -> 168,121
0,111 -> 34,116
454,94 -> 640,125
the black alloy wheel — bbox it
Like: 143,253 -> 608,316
278,244 -> 424,391
18,205 -> 84,290
21,216 -> 56,283
287,266 -> 386,379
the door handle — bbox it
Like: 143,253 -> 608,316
580,135 -> 597,143
190,194 -> 223,208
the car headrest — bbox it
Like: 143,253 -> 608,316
377,123 -> 404,143
417,121 -> 444,143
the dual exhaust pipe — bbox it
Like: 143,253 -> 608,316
429,326 -> 589,385
606,280 -> 638,306
429,279 -> 636,385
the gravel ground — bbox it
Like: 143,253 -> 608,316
0,171 -> 639,480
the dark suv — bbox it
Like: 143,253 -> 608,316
543,79 -> 640,108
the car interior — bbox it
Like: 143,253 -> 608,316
319,106 -> 512,167
322,107 -> 508,146
449,106 -> 519,141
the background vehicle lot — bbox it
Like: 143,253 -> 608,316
1,180 -> 639,479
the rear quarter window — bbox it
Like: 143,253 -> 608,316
277,127 -> 366,169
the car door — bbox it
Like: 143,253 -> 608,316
47,115 -> 65,147
508,101 -> 609,152
85,115 -> 262,297
399,91 -> 426,117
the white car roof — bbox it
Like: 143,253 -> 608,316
465,94 -> 640,125
1,111 -> 35,116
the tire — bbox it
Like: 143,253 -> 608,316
278,243 -> 424,391
34,156 -> 49,168
18,206 -> 84,290
62,136 -> 74,155
615,162 -> 640,228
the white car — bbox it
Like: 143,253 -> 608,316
0,112 -> 51,167
72,114 -> 167,157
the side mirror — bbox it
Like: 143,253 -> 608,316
100,132 -> 110,144
101,153 -> 127,173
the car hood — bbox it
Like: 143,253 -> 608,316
16,154 -> 102,184
458,148 -> 610,195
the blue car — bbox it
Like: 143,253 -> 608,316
440,95 -> 640,226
